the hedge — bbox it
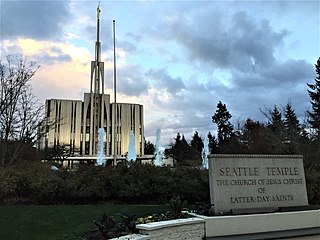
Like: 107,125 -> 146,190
0,162 -> 210,205
1,160 -> 318,205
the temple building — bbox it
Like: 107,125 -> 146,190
38,5 -> 144,163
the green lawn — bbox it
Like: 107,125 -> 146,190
0,204 -> 170,240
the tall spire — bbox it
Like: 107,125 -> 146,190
95,2 -> 101,69
88,3 -> 105,155
96,2 -> 101,47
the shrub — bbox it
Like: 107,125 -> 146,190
193,201 -> 215,216
0,163 -> 211,205
0,167 -> 20,199
1,160 -> 319,206
167,196 -> 188,219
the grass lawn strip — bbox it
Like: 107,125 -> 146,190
0,204 -> 170,240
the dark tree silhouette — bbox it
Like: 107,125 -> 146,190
207,131 -> 217,153
283,101 -> 301,153
144,139 -> 155,155
261,105 -> 285,153
190,131 -> 204,157
0,56 -> 43,166
307,57 -> 320,139
242,118 -> 271,154
165,133 -> 199,167
212,101 -> 234,152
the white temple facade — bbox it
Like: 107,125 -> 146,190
38,5 -> 144,162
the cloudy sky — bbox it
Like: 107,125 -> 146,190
1,0 -> 319,146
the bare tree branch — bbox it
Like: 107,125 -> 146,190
0,55 -> 42,166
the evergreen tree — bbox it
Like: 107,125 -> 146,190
212,101 -> 234,145
242,118 -> 271,154
267,105 -> 284,133
174,132 -> 182,144
307,57 -> 320,139
264,105 -> 285,153
181,134 -> 188,144
190,131 -> 204,157
144,139 -> 155,155
284,102 -> 300,136
166,133 -> 199,166
207,131 -> 217,153
283,102 -> 301,153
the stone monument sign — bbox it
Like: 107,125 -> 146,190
208,154 -> 308,214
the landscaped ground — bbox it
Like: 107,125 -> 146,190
0,204 -> 170,240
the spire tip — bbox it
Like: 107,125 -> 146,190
97,2 -> 101,19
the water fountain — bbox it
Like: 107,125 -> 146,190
51,165 -> 59,171
154,128 -> 163,166
96,128 -> 106,166
127,130 -> 136,161
201,135 -> 209,169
